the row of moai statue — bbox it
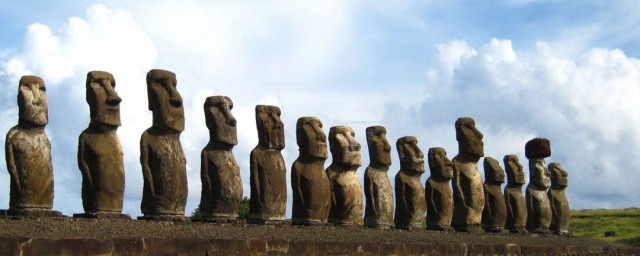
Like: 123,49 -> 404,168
4,70 -> 570,234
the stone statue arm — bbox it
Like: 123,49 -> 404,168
484,186 -> 493,218
548,190 -> 559,218
365,174 -> 377,213
428,185 -> 440,215
200,150 -> 210,195
397,180 -> 407,212
5,135 -> 20,191
140,136 -> 154,195
453,166 -> 466,207
291,163 -> 304,208
77,135 -> 93,188
504,192 -> 513,220
249,151 -> 262,203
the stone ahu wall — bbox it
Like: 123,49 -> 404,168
0,70 -> 601,255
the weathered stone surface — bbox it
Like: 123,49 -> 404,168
451,117 -> 485,232
249,105 -> 286,222
326,125 -> 363,225
5,75 -> 54,211
548,162 -> 570,235
425,147 -> 454,231
139,69 -> 187,218
503,154 -> 527,234
481,157 -> 507,232
78,71 -> 125,215
525,138 -> 552,234
525,137 -> 551,159
394,136 -> 426,229
363,126 -> 394,228
291,116 -> 330,225
199,96 -> 242,220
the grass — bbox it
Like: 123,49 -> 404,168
570,208 -> 640,247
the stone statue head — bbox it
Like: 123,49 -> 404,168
525,138 -> 551,159
455,117 -> 484,159
86,71 -> 121,127
204,96 -> 237,146
296,116 -> 327,159
504,154 -> 525,186
146,69 -> 184,132
396,136 -> 425,174
483,157 -> 505,184
427,147 -> 453,179
256,105 -> 285,150
17,75 -> 48,126
328,125 -> 361,166
530,158 -> 551,189
366,126 -> 391,168
548,162 -> 568,189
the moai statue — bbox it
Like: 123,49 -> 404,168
249,105 -> 286,223
525,138 -> 552,234
76,71 -> 128,219
363,126 -> 394,228
199,96 -> 243,221
291,117 -> 330,225
139,69 -> 188,221
481,157 -> 507,232
548,162 -> 570,235
5,75 -> 61,217
394,136 -> 427,229
425,147 -> 454,231
451,117 -> 485,232
503,154 -> 527,233
326,126 -> 364,226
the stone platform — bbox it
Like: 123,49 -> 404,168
0,217 -> 636,255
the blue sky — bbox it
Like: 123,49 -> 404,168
1,0 -> 639,217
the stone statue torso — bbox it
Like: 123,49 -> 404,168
291,159 -> 330,222
200,146 -> 242,217
504,186 -> 527,232
425,177 -> 453,227
364,166 -> 394,227
78,129 -> 124,212
452,157 -> 485,226
249,147 -> 287,220
526,185 -> 552,231
482,183 -> 507,229
6,127 -> 54,209
326,165 -> 364,225
394,171 -> 426,228
140,129 -> 187,215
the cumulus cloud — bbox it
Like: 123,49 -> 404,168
415,38 -> 640,209
0,4 -> 157,215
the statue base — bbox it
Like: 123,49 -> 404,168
292,219 -> 327,226
73,212 -> 131,219
2,209 -> 64,218
508,226 -> 528,234
137,215 -> 190,222
364,219 -> 392,229
427,225 -> 455,232
246,219 -> 288,225
395,222 -> 423,230
453,224 -> 484,233
528,228 -> 552,235
484,226 -> 508,233
196,217 -> 246,224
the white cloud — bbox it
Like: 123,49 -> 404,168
417,38 -> 640,208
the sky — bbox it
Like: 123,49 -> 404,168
0,0 -> 639,217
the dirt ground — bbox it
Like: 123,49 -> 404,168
0,217 -> 634,250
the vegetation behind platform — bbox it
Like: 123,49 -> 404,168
571,208 -> 640,247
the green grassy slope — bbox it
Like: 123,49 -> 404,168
571,208 -> 640,247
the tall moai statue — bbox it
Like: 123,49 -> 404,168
363,126 -> 394,228
481,157 -> 507,232
451,117 -> 485,232
5,75 -> 61,217
139,69 -> 188,221
394,136 -> 427,229
525,138 -> 552,234
503,155 -> 527,233
548,162 -> 570,235
249,105 -> 286,223
326,126 -> 364,226
76,71 -> 128,218
425,147 -> 454,231
291,117 -> 330,225
199,96 -> 243,221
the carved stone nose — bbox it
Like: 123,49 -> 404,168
106,95 -> 122,106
